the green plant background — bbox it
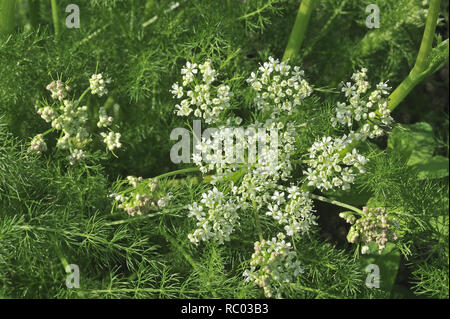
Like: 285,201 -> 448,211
0,0 -> 448,298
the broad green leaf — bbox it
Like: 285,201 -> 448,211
387,122 -> 435,162
414,155 -> 449,180
387,122 -> 448,179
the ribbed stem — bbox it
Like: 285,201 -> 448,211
388,0 -> 441,111
51,0 -> 60,40
413,0 -> 441,74
282,0 -> 315,61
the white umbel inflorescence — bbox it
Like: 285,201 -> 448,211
243,232 -> 303,298
304,135 -> 368,191
68,149 -> 86,165
97,106 -> 113,128
246,56 -> 312,117
33,74 -> 120,163
28,134 -> 47,155
89,73 -> 110,97
266,186 -> 317,237
187,187 -> 240,244
331,68 -> 394,140
101,131 -> 122,151
46,80 -> 70,101
171,60 -> 234,124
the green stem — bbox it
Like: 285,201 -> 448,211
77,87 -> 91,106
51,0 -> 60,40
282,0 -> 315,62
0,0 -> 16,37
302,0 -> 348,59
339,0 -> 445,156
238,1 -> 274,20
388,0 -> 442,112
414,0 -> 441,74
310,194 -> 363,215
153,167 -> 200,180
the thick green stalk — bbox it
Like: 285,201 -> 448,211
387,0 -> 442,112
413,0 -> 441,74
303,0 -> 446,194
339,0 -> 445,155
282,0 -> 315,61
0,0 -> 15,37
51,0 -> 60,40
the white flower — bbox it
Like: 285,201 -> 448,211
46,80 -> 70,101
244,234 -> 303,297
37,106 -> 56,123
332,69 -> 394,139
305,135 -> 367,191
89,73 -> 109,97
28,134 -> 47,155
101,131 -> 122,151
247,57 -> 312,117
172,61 -> 233,123
68,149 -> 86,165
171,83 -> 184,98
342,82 -> 355,97
187,187 -> 240,245
181,62 -> 198,84
97,107 -> 113,128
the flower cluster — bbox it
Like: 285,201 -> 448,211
46,80 -> 70,101
344,207 -> 399,254
68,149 -> 86,165
168,58 -> 317,297
100,131 -> 122,151
246,56 -> 312,117
304,135 -> 367,191
89,73 -> 109,97
110,177 -> 170,216
266,187 -> 317,237
332,68 -> 394,140
31,74 -> 121,165
192,120 -> 295,184
226,121 -> 299,214
243,233 -> 303,298
35,97 -> 91,164
27,134 -> 47,155
187,187 -> 240,244
97,107 -> 113,128
171,60 -> 234,123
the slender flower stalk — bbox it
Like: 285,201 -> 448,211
282,0 -> 315,62
153,167 -> 200,180
0,0 -> 15,37
310,194 -> 363,215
